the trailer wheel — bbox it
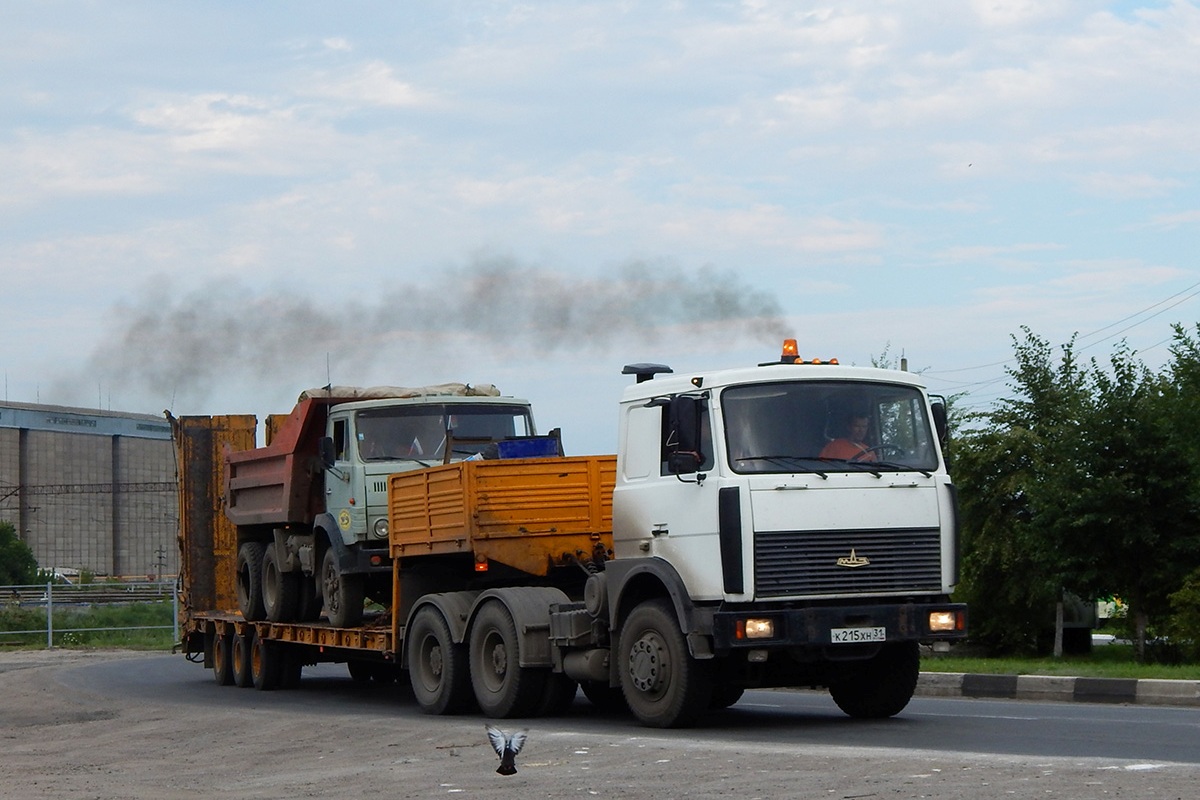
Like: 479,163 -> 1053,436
231,631 -> 255,688
408,606 -> 473,714
262,545 -> 299,622
828,641 -> 920,719
251,636 -> 282,691
320,548 -> 365,628
618,598 -> 712,728
236,542 -> 267,621
212,631 -> 234,686
469,601 -> 546,718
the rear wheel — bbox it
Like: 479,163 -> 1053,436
321,548 -> 365,628
236,543 -> 266,621
408,606 -> 473,714
469,601 -> 545,718
618,598 -> 712,728
262,545 -> 299,622
828,641 -> 920,719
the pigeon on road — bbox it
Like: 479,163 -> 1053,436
486,725 -> 528,776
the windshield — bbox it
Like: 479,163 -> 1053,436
721,380 -> 939,474
355,404 -> 533,462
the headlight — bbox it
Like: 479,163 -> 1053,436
928,610 -> 958,632
737,618 -> 775,639
372,518 -> 389,539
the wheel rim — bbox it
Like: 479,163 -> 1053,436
628,631 -> 669,696
480,629 -> 508,693
416,633 -> 443,691
323,562 -> 340,616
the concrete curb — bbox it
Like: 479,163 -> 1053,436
916,672 -> 1200,707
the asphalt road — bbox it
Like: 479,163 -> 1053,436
136,655 -> 1200,763
5,650 -> 1199,799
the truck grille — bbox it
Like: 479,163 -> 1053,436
754,527 -> 942,598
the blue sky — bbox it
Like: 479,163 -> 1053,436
4,1 -> 1198,454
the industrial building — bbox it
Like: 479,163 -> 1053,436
0,400 -> 177,579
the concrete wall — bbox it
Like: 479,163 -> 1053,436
0,402 -> 176,579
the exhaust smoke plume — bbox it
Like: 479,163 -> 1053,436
76,257 -> 789,410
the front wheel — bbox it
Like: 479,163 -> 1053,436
828,641 -> 920,719
618,598 -> 712,728
320,548 -> 365,627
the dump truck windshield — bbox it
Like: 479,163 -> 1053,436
722,380 -> 938,473
356,404 -> 533,462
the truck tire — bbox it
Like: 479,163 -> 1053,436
232,631 -> 255,688
828,641 -> 920,719
236,543 -> 267,621
212,631 -> 234,686
262,545 -> 299,622
618,598 -> 713,728
251,636 -> 282,691
320,548 -> 365,628
469,600 -> 546,718
408,605 -> 473,714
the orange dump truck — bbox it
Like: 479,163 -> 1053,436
176,345 -> 967,728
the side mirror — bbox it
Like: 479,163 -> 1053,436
319,436 -> 336,469
931,400 -> 949,446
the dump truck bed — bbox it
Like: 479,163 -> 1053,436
389,455 -> 617,575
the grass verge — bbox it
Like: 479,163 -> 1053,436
924,644 -> 1200,680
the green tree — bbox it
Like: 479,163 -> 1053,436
952,328 -> 1088,653
1049,344 -> 1200,660
0,520 -> 39,585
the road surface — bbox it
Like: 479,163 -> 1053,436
2,649 -> 1196,799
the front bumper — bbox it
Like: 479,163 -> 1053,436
711,601 -> 967,652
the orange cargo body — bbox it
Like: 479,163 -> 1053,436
389,455 -> 616,576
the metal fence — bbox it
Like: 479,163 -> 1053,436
0,581 -> 178,648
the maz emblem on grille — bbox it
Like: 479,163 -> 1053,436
836,549 -> 870,568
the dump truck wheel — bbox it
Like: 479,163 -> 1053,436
320,548 -> 364,628
211,631 -> 234,686
469,600 -> 545,718
232,631 -> 254,688
296,575 -> 322,622
828,641 -> 919,719
262,545 -> 299,622
618,598 -> 712,728
251,636 -> 282,691
408,605 -> 473,714
236,542 -> 267,621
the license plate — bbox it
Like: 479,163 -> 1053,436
830,626 -> 887,644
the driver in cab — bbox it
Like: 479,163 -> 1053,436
820,414 -> 876,461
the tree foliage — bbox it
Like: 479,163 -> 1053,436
0,520 -> 40,585
953,328 -> 1200,660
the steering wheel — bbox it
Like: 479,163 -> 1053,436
851,443 -> 907,461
